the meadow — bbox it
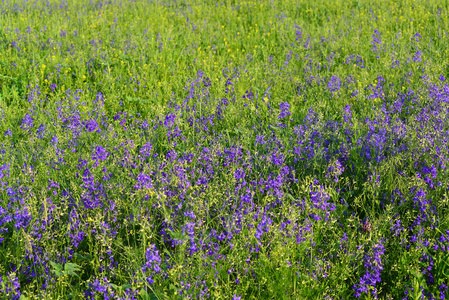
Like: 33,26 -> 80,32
1,0 -> 449,298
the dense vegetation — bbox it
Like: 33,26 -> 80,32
1,0 -> 449,299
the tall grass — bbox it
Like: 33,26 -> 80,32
1,0 -> 449,299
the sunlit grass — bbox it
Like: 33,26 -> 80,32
1,0 -> 449,299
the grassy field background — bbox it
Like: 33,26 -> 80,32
1,0 -> 449,299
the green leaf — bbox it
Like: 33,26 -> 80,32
74,252 -> 92,262
64,262 -> 81,277
139,289 -> 160,300
50,261 -> 63,278
112,283 -> 132,291
286,192 -> 296,202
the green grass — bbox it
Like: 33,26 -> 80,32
0,0 -> 449,299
